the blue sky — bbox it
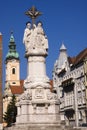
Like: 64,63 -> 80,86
0,0 -> 87,89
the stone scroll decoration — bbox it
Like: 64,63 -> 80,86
47,91 -> 58,100
18,90 -> 32,101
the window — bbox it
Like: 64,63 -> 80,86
79,111 -> 82,120
12,82 -> 16,84
12,68 -> 15,74
78,98 -> 82,105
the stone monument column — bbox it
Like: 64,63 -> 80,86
15,6 -> 61,130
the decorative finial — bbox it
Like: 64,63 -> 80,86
25,6 -> 42,28
60,43 -> 66,51
11,30 -> 13,35
10,30 -> 14,43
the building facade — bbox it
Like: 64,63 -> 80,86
53,44 -> 87,127
0,33 -> 3,129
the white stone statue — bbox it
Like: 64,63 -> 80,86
23,21 -> 32,51
34,21 -> 48,51
23,21 -> 48,54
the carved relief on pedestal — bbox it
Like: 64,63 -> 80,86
47,90 -> 58,100
34,86 -> 44,99
18,90 -> 32,101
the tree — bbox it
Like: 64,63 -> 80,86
3,95 -> 17,127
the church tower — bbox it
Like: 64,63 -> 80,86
3,33 -> 20,115
5,32 -> 20,87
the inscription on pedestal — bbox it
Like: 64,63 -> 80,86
34,88 -> 44,99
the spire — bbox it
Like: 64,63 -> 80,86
60,43 -> 67,51
57,43 -> 68,70
8,32 -> 16,52
9,31 -> 15,43
5,32 -> 19,62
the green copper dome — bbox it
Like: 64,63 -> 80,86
5,32 -> 19,61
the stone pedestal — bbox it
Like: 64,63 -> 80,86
15,50 -> 61,127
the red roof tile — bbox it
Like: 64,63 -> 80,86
74,48 -> 87,65
10,80 -> 24,94
68,48 -> 87,66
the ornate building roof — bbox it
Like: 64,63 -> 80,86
68,48 -> 87,66
53,43 -> 69,74
57,43 -> 68,69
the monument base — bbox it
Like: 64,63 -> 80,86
4,123 -> 64,130
4,123 -> 78,130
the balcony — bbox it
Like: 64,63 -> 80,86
62,78 -> 74,88
64,105 -> 74,111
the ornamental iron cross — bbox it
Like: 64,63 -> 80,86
25,6 -> 42,27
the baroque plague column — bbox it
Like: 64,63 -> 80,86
15,6 -> 61,129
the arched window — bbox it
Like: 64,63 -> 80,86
12,68 -> 15,74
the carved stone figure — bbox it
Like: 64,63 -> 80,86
23,21 -> 31,51
23,21 -> 48,54
33,22 -> 48,51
